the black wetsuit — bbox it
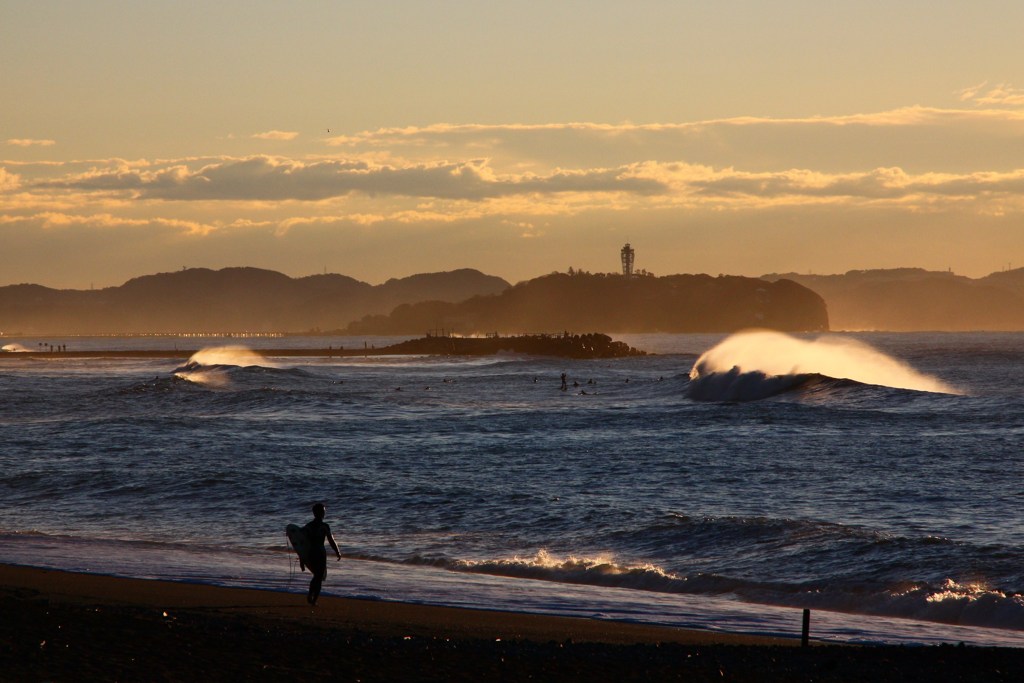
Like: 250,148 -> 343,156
302,518 -> 332,604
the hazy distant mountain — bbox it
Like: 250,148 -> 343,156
15,264 -> 1024,335
762,268 -> 1024,331
977,268 -> 1024,299
345,272 -> 829,334
0,267 -> 510,335
373,270 -> 513,313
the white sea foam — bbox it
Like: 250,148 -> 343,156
172,345 -> 275,386
1,343 -> 29,352
413,549 -> 1024,633
689,330 -> 958,399
174,368 -> 230,387
445,549 -> 681,592
186,345 -> 273,368
6,535 -> 1024,647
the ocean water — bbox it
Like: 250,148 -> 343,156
2,331 -> 1024,647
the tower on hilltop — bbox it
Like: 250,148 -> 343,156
621,242 -> 635,277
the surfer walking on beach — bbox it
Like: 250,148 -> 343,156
302,502 -> 341,605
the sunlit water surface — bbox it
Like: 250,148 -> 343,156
2,332 -> 1023,646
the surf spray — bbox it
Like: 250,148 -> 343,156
689,330 -> 958,401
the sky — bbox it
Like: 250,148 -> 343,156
4,1 -> 1024,288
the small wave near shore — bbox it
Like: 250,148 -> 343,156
398,546 -> 1024,633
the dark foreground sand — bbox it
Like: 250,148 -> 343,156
1,565 -> 1021,682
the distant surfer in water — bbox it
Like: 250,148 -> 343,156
303,502 -> 341,605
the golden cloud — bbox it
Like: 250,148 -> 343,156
957,82 -> 1024,107
0,211 -> 215,236
325,106 -> 1024,147
317,108 -> 1024,179
15,151 -> 1024,221
0,168 -> 21,191
32,156 -> 667,201
252,130 -> 300,141
6,139 -> 56,147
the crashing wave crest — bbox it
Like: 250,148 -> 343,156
172,345 -> 276,386
688,330 -> 958,401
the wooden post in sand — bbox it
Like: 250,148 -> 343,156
801,609 -> 810,647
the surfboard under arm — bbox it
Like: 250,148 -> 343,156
286,523 -> 312,570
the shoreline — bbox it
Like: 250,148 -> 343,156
0,564 -> 784,647
4,564 -> 1024,681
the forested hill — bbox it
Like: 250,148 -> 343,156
345,272 -> 829,334
0,267 -> 510,335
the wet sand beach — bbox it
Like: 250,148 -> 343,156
2,564 -> 1021,682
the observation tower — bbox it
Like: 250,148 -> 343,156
620,243 -> 635,277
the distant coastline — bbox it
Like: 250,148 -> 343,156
11,264 -> 1024,332
763,267 -> 1024,331
0,266 -> 829,336
0,332 -> 646,360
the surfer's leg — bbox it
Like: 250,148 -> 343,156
308,570 -> 324,604
307,556 -> 327,604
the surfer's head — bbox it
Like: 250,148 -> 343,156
312,502 -> 326,520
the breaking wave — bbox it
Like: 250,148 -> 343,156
181,345 -> 273,369
419,549 -> 680,592
172,345 -> 278,387
688,330 -> 958,401
401,549 -> 1024,631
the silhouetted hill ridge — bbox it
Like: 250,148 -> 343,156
374,269 -> 510,312
0,267 -> 509,335
763,268 -> 1024,330
977,267 -> 1024,298
346,272 -> 829,334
